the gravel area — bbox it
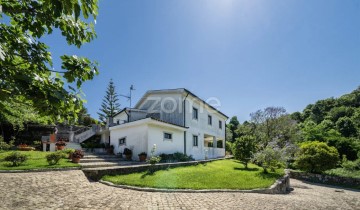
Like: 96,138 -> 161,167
0,170 -> 359,209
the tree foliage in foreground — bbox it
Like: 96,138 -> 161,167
0,0 -> 99,123
232,135 -> 256,169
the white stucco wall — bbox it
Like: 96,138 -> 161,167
184,95 -> 227,160
113,112 -> 128,125
110,124 -> 148,160
147,124 -> 184,156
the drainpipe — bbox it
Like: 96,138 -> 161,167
183,92 -> 189,155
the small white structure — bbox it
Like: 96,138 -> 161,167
104,88 -> 228,160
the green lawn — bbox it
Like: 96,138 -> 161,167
102,159 -> 284,190
0,151 -> 79,170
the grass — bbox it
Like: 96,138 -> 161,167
102,159 -> 284,190
324,168 -> 360,179
0,151 -> 79,170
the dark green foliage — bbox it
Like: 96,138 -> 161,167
1,0 -> 99,122
97,79 -> 121,123
297,87 -> 360,161
0,136 -> 14,151
227,116 -> 240,142
336,117 -> 357,137
327,138 -> 360,160
4,152 -> 28,167
232,136 -> 256,168
295,141 -> 339,173
46,151 -> 66,165
159,152 -> 194,162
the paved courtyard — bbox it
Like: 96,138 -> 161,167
0,170 -> 359,210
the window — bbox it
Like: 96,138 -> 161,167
163,132 -> 172,141
193,135 -> 198,146
119,137 -> 126,145
219,120 -> 222,129
116,120 -> 120,125
192,107 -> 198,120
208,115 -> 212,125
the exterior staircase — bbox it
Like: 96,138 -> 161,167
65,142 -> 82,150
80,153 -> 135,169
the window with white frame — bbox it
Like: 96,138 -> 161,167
219,120 -> 222,129
163,132 -> 172,141
119,137 -> 126,145
193,107 -> 198,120
208,115 -> 212,125
193,135 -> 198,146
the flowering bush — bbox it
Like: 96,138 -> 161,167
147,144 -> 161,165
71,150 -> 84,159
55,141 -> 67,147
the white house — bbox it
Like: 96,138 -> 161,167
104,88 -> 228,160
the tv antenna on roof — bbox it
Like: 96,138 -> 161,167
119,85 -> 136,122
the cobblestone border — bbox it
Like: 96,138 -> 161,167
0,167 -> 81,173
99,170 -> 290,194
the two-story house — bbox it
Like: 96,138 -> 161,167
105,88 -> 228,160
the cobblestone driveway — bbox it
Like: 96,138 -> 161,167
0,170 -> 359,210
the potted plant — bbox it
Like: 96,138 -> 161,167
106,145 -> 114,154
138,152 -> 147,162
71,150 -> 84,163
123,148 -> 132,160
55,141 -> 67,150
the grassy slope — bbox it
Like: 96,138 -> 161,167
103,159 -> 284,190
0,151 -> 79,170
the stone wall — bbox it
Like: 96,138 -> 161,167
289,170 -> 360,187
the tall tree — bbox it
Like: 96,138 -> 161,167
97,79 -> 121,123
1,0 -> 99,122
250,107 -> 299,149
227,116 -> 240,142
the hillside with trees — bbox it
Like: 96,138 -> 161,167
227,87 -> 360,178
291,87 -> 360,160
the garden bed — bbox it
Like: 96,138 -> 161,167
102,159 -> 284,190
0,151 -> 79,170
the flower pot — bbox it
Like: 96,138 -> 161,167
72,157 -> 81,163
138,155 -> 147,162
57,146 -> 65,150
125,154 -> 132,160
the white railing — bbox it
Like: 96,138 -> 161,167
204,147 -> 225,159
74,129 -> 96,143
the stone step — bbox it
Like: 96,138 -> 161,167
83,155 -> 118,159
80,162 -> 126,168
80,158 -> 121,163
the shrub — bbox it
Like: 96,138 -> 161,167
295,141 -> 339,173
46,152 -> 66,165
4,152 -> 28,166
232,135 -> 256,168
147,144 -> 161,166
0,136 -> 14,151
252,146 -> 284,173
61,148 -> 75,155
173,152 -> 193,162
225,141 -> 233,154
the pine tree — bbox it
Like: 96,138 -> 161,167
97,79 -> 121,123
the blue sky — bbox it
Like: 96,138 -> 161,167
45,0 -> 360,122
